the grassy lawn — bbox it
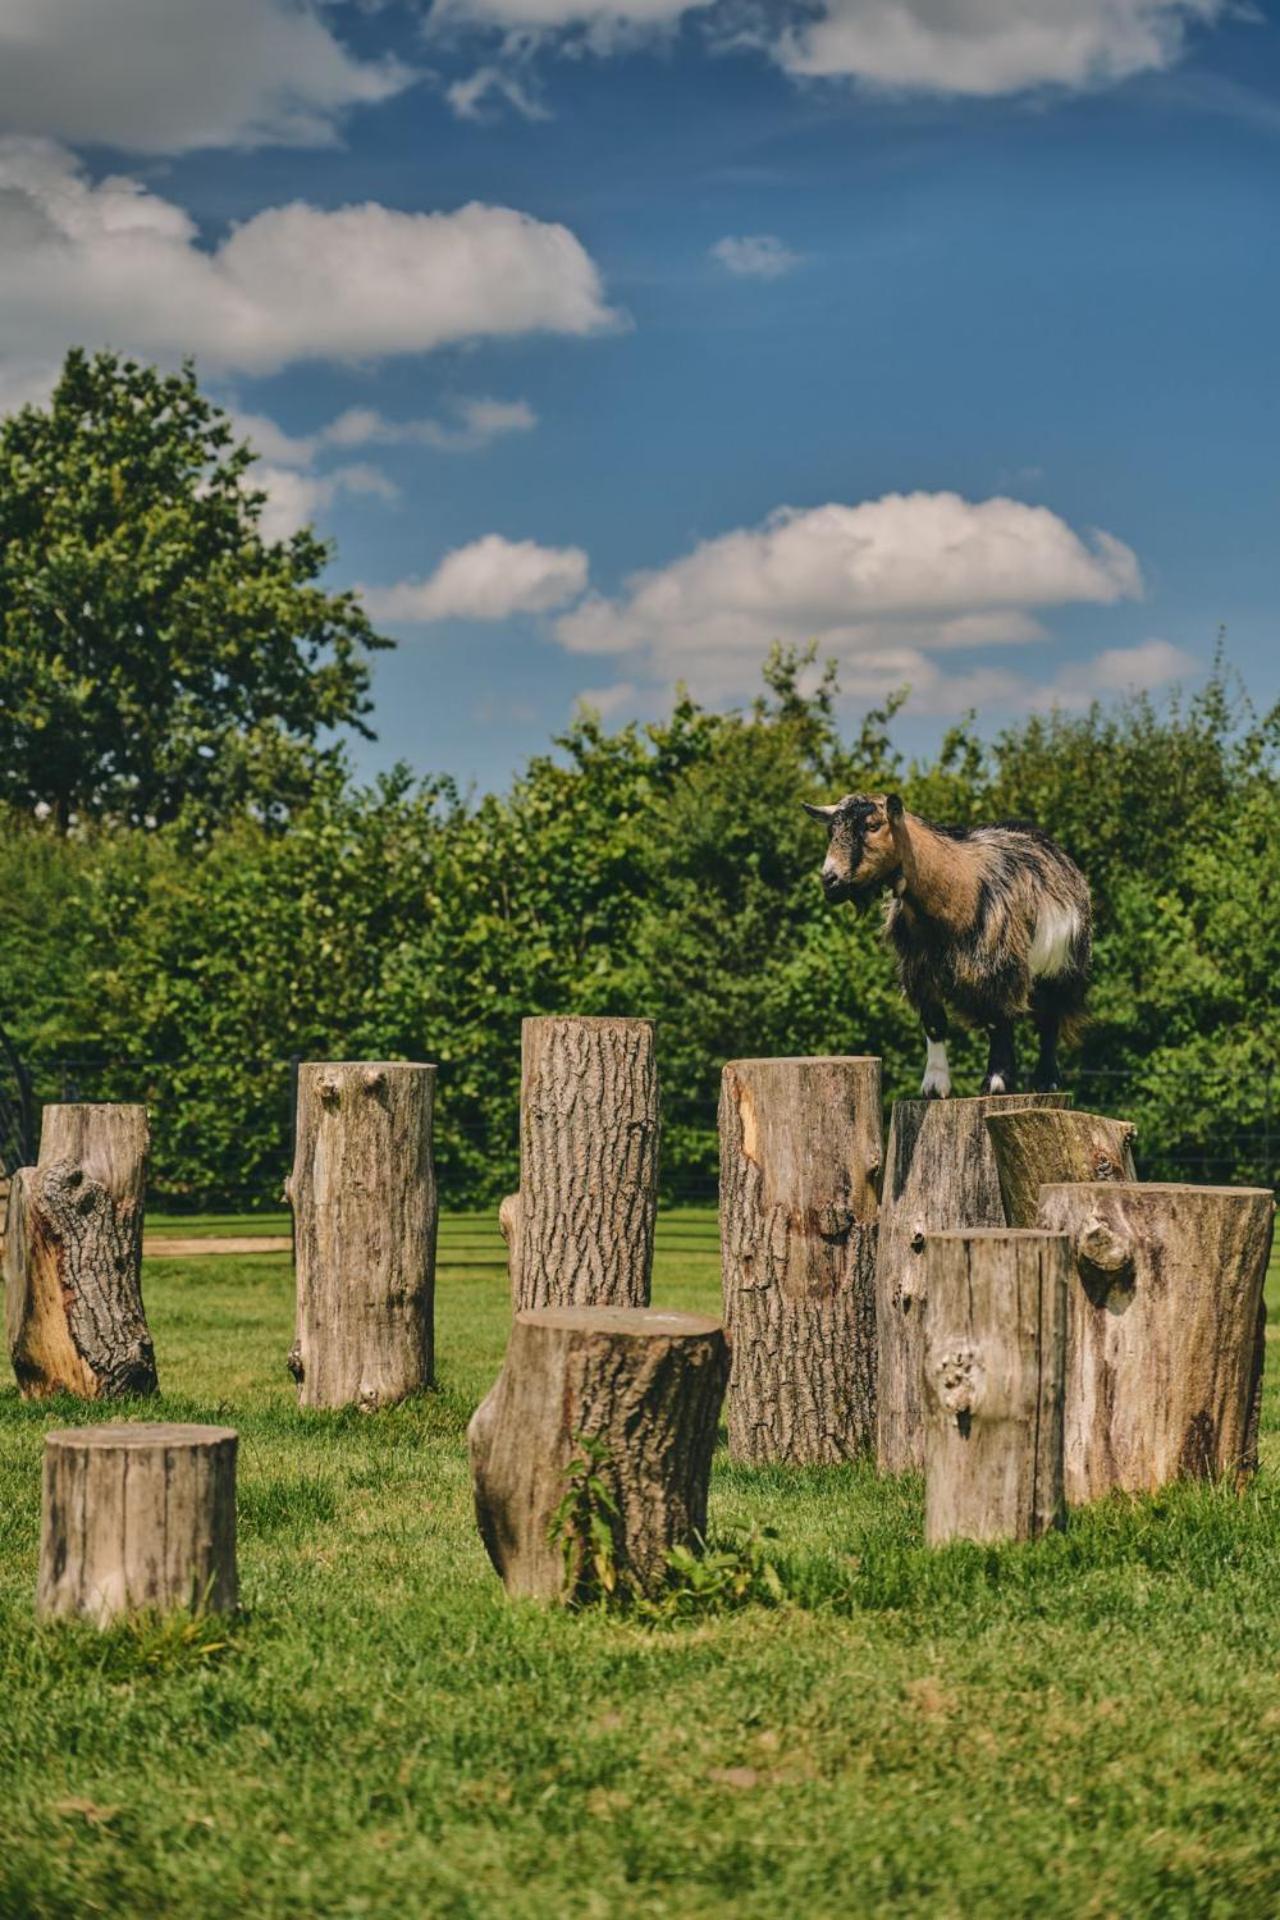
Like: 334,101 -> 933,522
3,1209 -> 1280,1918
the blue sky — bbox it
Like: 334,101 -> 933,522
1,0 -> 1277,790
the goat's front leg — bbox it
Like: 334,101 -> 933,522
982,1018 -> 1018,1095
919,1002 -> 952,1099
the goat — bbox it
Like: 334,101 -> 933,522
804,792 -> 1091,1098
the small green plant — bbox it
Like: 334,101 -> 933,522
547,1433 -> 622,1607
649,1527 -> 788,1621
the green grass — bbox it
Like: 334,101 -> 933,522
3,1211 -> 1280,1918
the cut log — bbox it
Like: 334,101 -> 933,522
923,1231 -> 1068,1545
468,1306 -> 727,1603
288,1061 -> 436,1410
510,1016 -> 659,1313
876,1092 -> 1069,1475
986,1107 -> 1138,1227
1037,1181 -> 1274,1502
5,1102 -> 155,1400
719,1055 -> 880,1465
38,1423 -> 238,1626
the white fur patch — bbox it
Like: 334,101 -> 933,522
921,1039 -> 951,1099
1029,901 -> 1080,979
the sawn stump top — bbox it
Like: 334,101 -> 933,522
1039,1180 -> 1275,1201
516,1307 -> 724,1339
45,1423 -> 238,1450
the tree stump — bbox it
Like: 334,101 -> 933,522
38,1423 -> 238,1626
6,1102 -> 155,1400
509,1016 -> 659,1313
923,1231 -> 1069,1545
876,1092 -> 1069,1475
468,1306 -> 727,1603
719,1055 -> 881,1464
287,1062 -> 436,1410
1037,1182 -> 1274,1502
986,1107 -> 1137,1227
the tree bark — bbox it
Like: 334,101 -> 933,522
5,1102 -> 155,1400
923,1231 -> 1068,1545
288,1062 -> 436,1410
510,1017 -> 659,1313
38,1422 -> 238,1626
1037,1181 -> 1274,1502
876,1093 -> 1069,1475
719,1055 -> 880,1464
986,1107 -> 1138,1227
468,1306 -> 728,1603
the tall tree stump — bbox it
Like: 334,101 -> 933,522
719,1055 -> 881,1464
507,1016 -> 659,1313
923,1231 -> 1068,1545
468,1306 -> 727,1603
986,1107 -> 1138,1227
876,1092 -> 1069,1474
38,1423 -> 238,1626
1038,1182 -> 1274,1502
287,1062 -> 436,1410
6,1102 -> 155,1400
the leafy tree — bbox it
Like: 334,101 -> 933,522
0,349 -> 389,830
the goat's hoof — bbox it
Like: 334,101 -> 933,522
981,1075 -> 1016,1095
920,1080 -> 951,1100
1032,1078 -> 1060,1094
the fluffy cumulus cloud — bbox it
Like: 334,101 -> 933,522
253,462 -> 399,544
0,0 -> 411,154
0,139 -> 616,398
361,535 -> 590,623
710,234 -> 801,279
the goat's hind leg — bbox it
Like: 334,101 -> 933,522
1031,1007 -> 1061,1093
981,1018 -> 1018,1095
919,1002 -> 952,1099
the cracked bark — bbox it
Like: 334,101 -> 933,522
509,1017 -> 659,1313
719,1056 -> 881,1465
1038,1181 -> 1274,1502
288,1061 -> 436,1410
469,1306 -> 728,1602
923,1230 -> 1068,1545
5,1102 -> 155,1400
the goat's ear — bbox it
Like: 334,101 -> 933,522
885,793 -> 904,822
802,802 -> 837,824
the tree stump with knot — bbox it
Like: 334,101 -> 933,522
468,1306 -> 727,1603
38,1423 -> 238,1626
719,1055 -> 881,1464
876,1092 -> 1068,1475
6,1102 -> 155,1400
287,1061 -> 437,1410
1038,1181 -> 1274,1502
923,1231 -> 1069,1545
506,1016 -> 660,1314
986,1106 -> 1137,1227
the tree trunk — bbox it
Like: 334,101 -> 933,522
1037,1181 -> 1274,1502
468,1306 -> 727,1603
923,1231 -> 1068,1545
288,1062 -> 436,1410
876,1093 -> 1069,1475
719,1055 -> 880,1464
38,1422 -> 238,1626
510,1017 -> 659,1313
5,1102 -> 155,1400
986,1107 -> 1138,1227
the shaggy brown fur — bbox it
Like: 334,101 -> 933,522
804,792 -> 1092,1096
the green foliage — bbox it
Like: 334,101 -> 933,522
547,1434 -> 622,1606
0,349 -> 389,829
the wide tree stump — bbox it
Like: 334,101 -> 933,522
876,1092 -> 1069,1475
923,1231 -> 1068,1545
1037,1181 -> 1274,1502
287,1062 -> 436,1410
468,1306 -> 727,1603
986,1107 -> 1137,1227
719,1055 -> 880,1464
6,1102 -> 155,1400
508,1016 -> 659,1313
38,1423 -> 238,1626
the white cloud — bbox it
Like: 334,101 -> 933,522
1036,638 -> 1196,710
576,680 -> 642,717
432,0 -> 705,37
0,139 -> 617,396
361,535 -> 589,623
710,234 -> 801,279
446,64 -> 552,121
554,492 -> 1142,699
253,461 -> 399,544
233,397 -> 537,467
0,0 -> 411,154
